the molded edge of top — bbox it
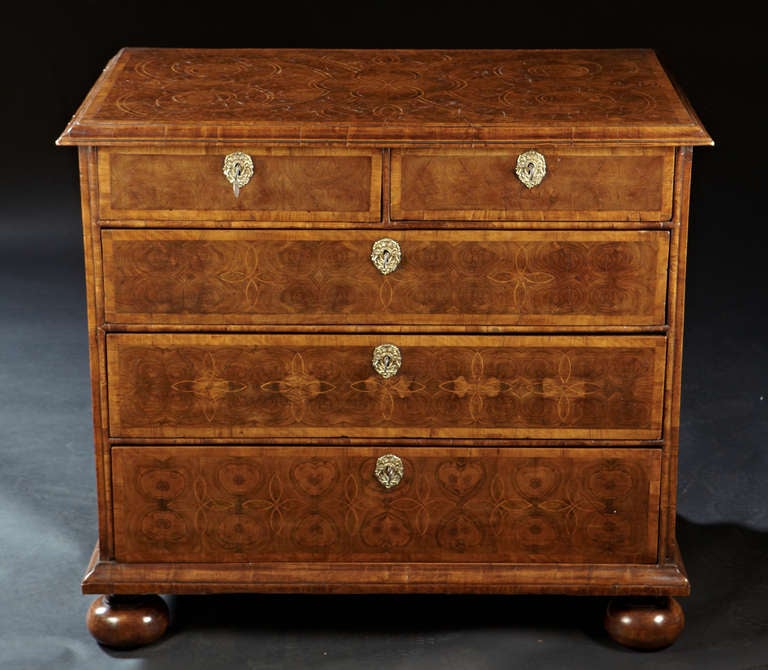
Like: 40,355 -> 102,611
56,47 -> 714,147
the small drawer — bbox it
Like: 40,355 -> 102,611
392,147 -> 675,222
106,333 -> 666,440
102,229 -> 670,327
97,147 -> 382,222
111,445 -> 661,564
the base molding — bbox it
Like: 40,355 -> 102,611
82,545 -> 690,596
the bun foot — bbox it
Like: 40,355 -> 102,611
87,594 -> 169,649
604,597 -> 684,650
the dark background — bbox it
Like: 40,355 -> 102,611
1,2 -> 766,668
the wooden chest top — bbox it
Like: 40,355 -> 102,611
57,48 -> 712,146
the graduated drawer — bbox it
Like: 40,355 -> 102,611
102,229 -> 670,327
106,334 -> 666,440
97,147 -> 382,222
111,445 -> 661,564
392,147 -> 675,222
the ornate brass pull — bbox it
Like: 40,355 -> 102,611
372,344 -> 401,379
223,152 -> 254,198
374,454 -> 404,489
515,150 -> 546,188
371,238 -> 402,275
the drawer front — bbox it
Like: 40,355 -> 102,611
98,148 -> 382,222
106,334 -> 665,440
111,446 -> 661,564
102,229 -> 669,327
392,148 -> 674,221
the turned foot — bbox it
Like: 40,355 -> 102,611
604,597 -> 684,650
87,594 -> 169,649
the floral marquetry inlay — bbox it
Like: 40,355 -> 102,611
439,352 -> 508,422
104,231 -> 670,327
108,334 -> 665,439
540,354 -> 604,423
260,353 -> 336,423
169,352 -> 248,422
112,447 -> 661,564
487,247 -> 555,309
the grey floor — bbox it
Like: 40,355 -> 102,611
2,4 -> 767,667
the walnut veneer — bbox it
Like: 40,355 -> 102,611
57,48 -> 711,650
107,334 -> 666,440
102,230 -> 670,326
112,446 -> 661,565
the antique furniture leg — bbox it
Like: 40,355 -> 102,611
604,597 -> 685,650
86,594 -> 169,649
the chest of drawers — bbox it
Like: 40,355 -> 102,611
57,48 -> 711,650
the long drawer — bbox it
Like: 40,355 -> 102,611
102,229 -> 670,327
111,445 -> 661,564
106,334 -> 666,440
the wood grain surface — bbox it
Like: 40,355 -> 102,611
82,545 -> 691,596
56,48 -> 712,145
111,446 -> 661,564
392,148 -> 674,221
98,147 -> 381,222
106,334 -> 666,440
102,229 -> 670,326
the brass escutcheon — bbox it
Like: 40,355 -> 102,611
371,238 -> 402,275
372,344 -> 402,379
515,150 -> 547,188
223,152 -> 254,197
374,454 -> 404,489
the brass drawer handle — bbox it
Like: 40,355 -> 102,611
223,152 -> 254,198
372,344 -> 401,378
371,238 -> 402,275
515,150 -> 547,188
374,454 -> 404,489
